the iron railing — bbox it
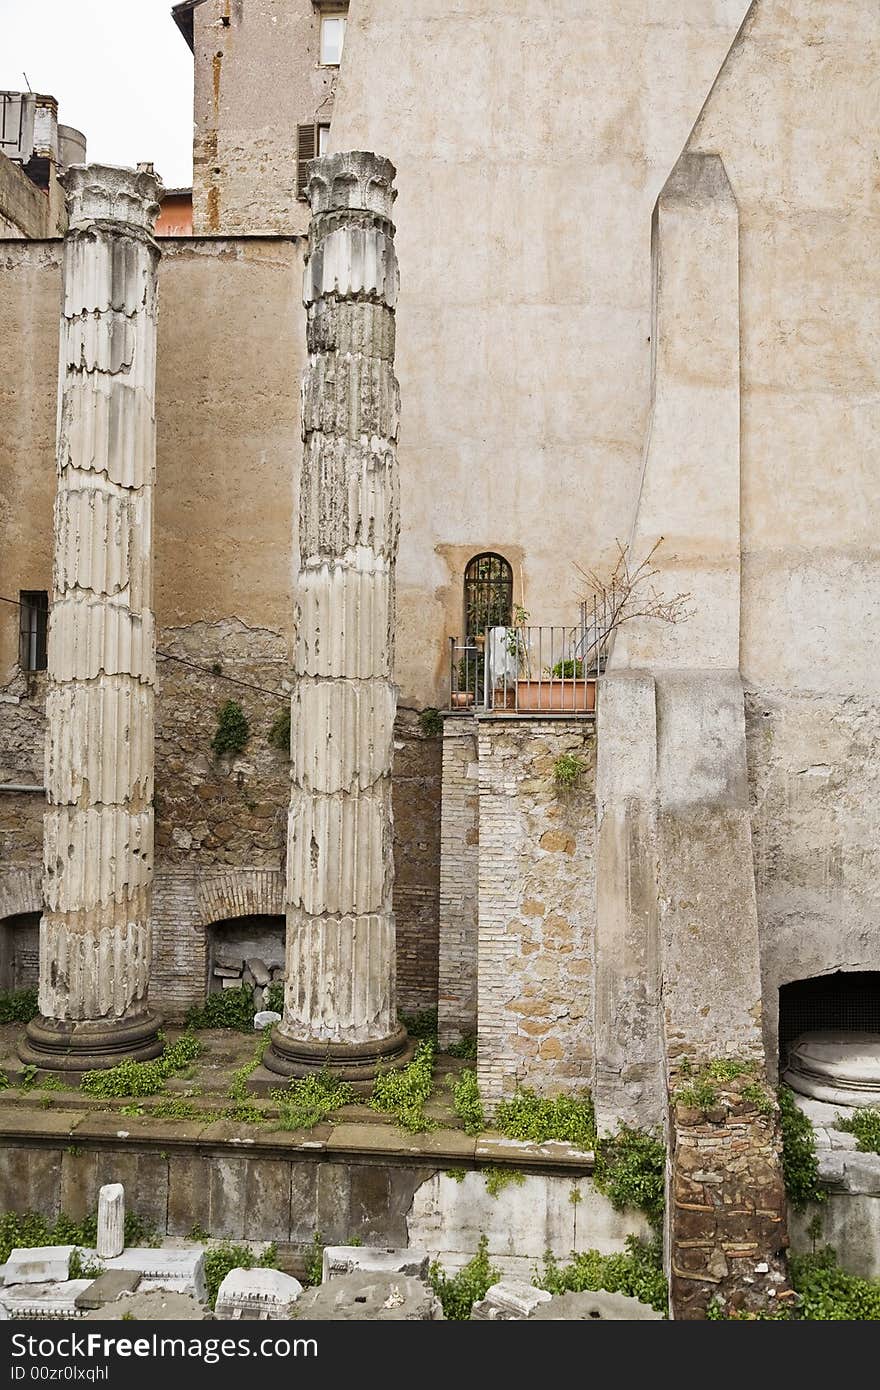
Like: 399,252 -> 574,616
447,592 -> 615,714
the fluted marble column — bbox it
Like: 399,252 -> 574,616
21,164 -> 163,1071
266,152 -> 411,1080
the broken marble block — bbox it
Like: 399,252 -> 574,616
322,1246 -> 429,1284
4,1247 -> 75,1285
246,958 -> 271,987
214,1267 -> 303,1320
530,1289 -> 664,1320
75,1270 -> 141,1311
101,1248 -> 207,1302
253,1010 -> 282,1031
297,1272 -> 443,1321
97,1183 -> 125,1259
471,1280 -> 553,1320
82,1290 -> 209,1321
0,1281 -> 94,1319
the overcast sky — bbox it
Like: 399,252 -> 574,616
0,0 -> 193,187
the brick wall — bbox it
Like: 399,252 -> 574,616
437,716 -> 479,1045
392,710 -> 442,1014
476,718 -> 596,1106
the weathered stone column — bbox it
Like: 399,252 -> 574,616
265,152 -> 411,1080
21,164 -> 163,1071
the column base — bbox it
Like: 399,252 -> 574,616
263,1023 -> 414,1083
19,1011 -> 164,1074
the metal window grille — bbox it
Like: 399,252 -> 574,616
464,553 -> 512,641
18,591 -> 48,671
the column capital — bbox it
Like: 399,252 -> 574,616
62,162 -> 162,235
305,150 -> 397,223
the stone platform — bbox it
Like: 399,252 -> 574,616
0,1023 -> 637,1283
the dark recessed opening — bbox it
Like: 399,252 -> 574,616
778,971 -> 880,1066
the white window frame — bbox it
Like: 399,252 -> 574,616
319,12 -> 346,67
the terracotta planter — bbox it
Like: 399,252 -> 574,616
451,690 -> 475,709
514,679 -> 596,713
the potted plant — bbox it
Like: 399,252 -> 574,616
516,659 -> 595,712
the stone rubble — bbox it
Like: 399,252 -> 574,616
296,1271 -> 444,1321
470,1280 -> 552,1320
214,1267 -> 303,1320
321,1245 -> 429,1283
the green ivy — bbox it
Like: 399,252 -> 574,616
419,708 -> 443,738
493,1088 -> 596,1149
447,1034 -> 477,1061
203,1240 -> 279,1310
791,1247 -> 880,1320
399,1007 -> 438,1044
483,1167 -> 525,1199
265,982 -> 284,1014
211,700 -> 250,758
270,1070 -> 354,1132
0,989 -> 38,1023
80,1033 -> 201,1099
535,1235 -> 667,1314
778,1086 -> 825,1212
370,1040 -> 436,1133
594,1126 -> 666,1231
268,706 -> 291,752
222,1035 -> 269,1124
673,1058 -> 774,1118
302,1233 -> 325,1288
186,987 -> 256,1032
553,753 -> 586,789
429,1235 -> 499,1320
836,1106 -> 880,1155
449,1068 -> 484,1136
0,1209 -> 156,1266
152,1096 -> 203,1121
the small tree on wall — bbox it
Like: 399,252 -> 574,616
574,537 -> 691,668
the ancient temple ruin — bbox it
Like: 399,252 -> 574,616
0,0 -> 879,1322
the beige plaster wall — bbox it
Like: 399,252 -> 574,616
329,0 -> 752,705
192,0 -> 339,235
688,0 -> 880,1054
0,240 -> 60,681
0,236 -> 304,686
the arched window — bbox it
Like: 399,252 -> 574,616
464,553 -> 513,639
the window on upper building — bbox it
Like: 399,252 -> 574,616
19,590 -> 48,671
320,13 -> 346,66
297,124 -> 332,198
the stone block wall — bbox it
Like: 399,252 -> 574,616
437,716 -> 479,1045
0,674 -> 47,865
669,1075 -> 790,1319
476,719 -> 596,1106
154,620 -> 291,869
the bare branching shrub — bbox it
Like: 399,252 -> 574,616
575,537 -> 691,666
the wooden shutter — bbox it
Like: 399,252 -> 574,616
297,124 -> 317,199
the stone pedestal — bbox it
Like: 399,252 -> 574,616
21,164 -> 162,1073
265,152 -> 410,1081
